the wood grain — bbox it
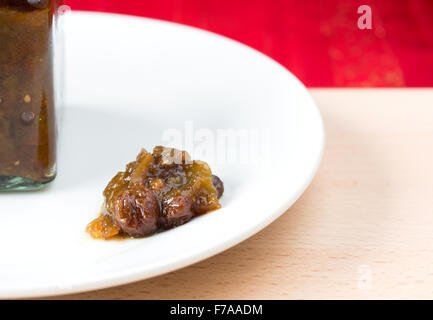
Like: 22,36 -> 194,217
55,89 -> 433,300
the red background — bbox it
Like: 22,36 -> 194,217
67,0 -> 433,87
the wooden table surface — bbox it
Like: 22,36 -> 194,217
57,89 -> 433,300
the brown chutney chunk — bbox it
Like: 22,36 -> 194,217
86,146 -> 224,239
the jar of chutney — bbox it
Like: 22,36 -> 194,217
0,0 -> 62,190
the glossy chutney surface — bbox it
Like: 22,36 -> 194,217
87,146 -> 224,239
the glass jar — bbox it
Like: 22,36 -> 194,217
0,0 -> 62,191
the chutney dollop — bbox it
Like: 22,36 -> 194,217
86,146 -> 224,239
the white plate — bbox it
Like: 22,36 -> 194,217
0,12 -> 324,298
